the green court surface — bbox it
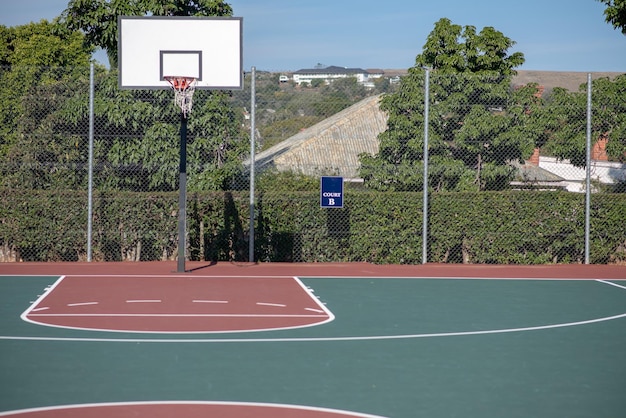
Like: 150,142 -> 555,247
1,275 -> 625,417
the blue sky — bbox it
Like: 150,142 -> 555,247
1,0 -> 625,72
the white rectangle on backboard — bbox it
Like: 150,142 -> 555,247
118,16 -> 242,90
160,51 -> 202,80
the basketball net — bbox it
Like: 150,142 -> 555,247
164,76 -> 197,117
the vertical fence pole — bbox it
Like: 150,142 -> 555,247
249,67 -> 256,263
584,73 -> 592,264
177,113 -> 188,273
87,62 -> 94,262
422,68 -> 430,264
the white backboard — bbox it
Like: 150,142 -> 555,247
118,16 -> 243,90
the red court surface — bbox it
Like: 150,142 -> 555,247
0,401 -> 383,418
0,260 -> 624,279
22,275 -> 331,333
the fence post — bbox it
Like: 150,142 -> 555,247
249,67 -> 256,263
422,68 -> 430,264
584,73 -> 592,264
87,62 -> 94,262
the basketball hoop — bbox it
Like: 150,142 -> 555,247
164,76 -> 197,117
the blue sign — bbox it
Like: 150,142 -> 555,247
320,176 -> 343,208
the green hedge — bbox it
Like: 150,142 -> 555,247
1,189 -> 625,264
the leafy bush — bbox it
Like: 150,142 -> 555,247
1,189 -> 625,264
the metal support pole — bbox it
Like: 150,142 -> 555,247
422,68 -> 430,265
87,62 -> 94,262
177,113 -> 188,273
249,67 -> 256,263
584,73 -> 592,264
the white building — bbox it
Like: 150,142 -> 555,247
292,65 -> 370,86
538,156 -> 626,192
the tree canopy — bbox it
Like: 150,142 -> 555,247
61,0 -> 233,66
0,20 -> 94,188
360,17 -> 625,192
598,0 -> 626,34
543,75 -> 626,166
1,0 -> 249,192
359,18 -> 531,192
416,18 -> 524,74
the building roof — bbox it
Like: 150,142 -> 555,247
251,94 -> 387,178
293,65 -> 369,75
507,159 -> 568,190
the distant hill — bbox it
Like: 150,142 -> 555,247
512,70 -> 624,92
379,69 -> 624,92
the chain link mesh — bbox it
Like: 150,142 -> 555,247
1,66 -> 624,263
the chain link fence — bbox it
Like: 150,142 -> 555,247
1,65 -> 625,264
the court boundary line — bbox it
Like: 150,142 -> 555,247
2,274 -> 625,280
27,313 -> 328,318
1,277 -> 623,343
597,279 -> 626,290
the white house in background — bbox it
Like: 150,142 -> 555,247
366,69 -> 384,79
292,65 -> 370,86
539,156 -> 626,192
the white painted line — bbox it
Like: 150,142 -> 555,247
26,313 -> 328,318
126,300 -> 161,303
305,307 -> 325,313
3,274 -> 626,280
597,279 -> 626,290
256,302 -> 286,307
192,300 -> 228,304
294,276 -> 336,326
20,276 -> 66,326
3,312 -> 626,343
67,302 -> 99,307
31,307 -> 49,312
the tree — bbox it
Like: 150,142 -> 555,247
598,0 -> 626,34
360,18 -> 529,191
61,0 -> 233,67
54,0 -> 248,192
416,18 -> 524,74
0,20 -> 94,189
187,91 -> 248,191
60,69 -> 248,193
543,75 -> 626,166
